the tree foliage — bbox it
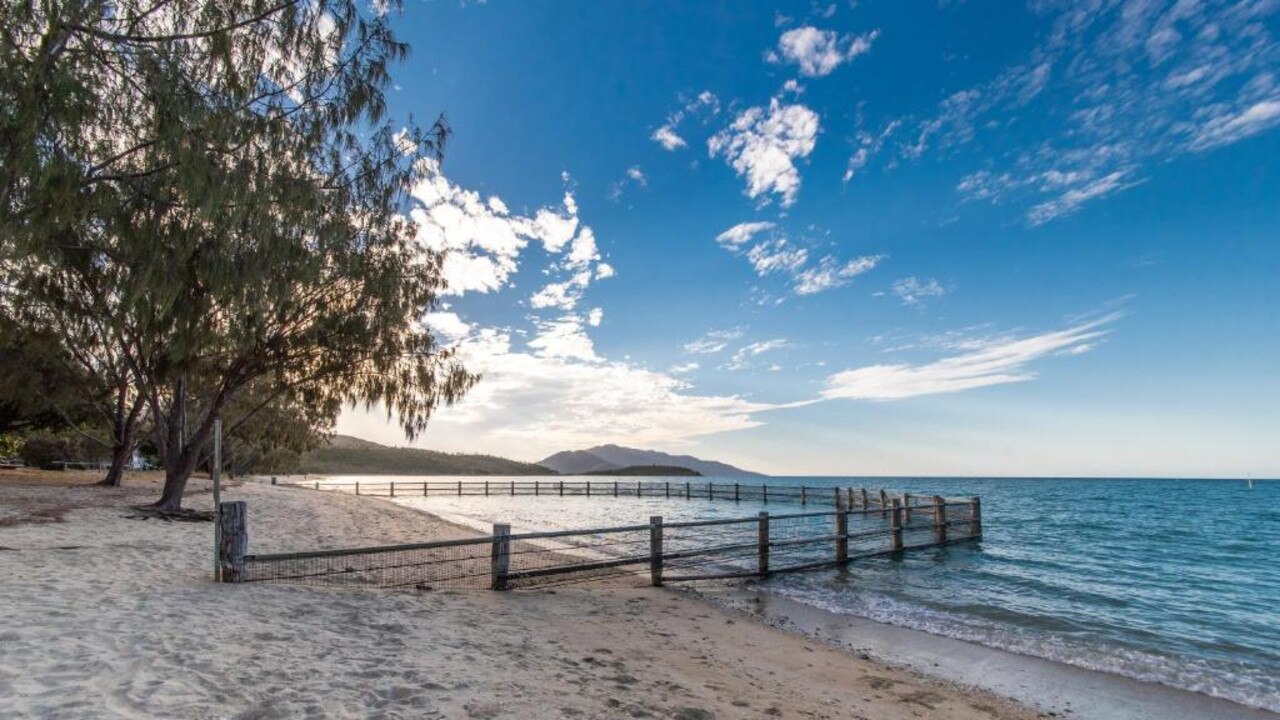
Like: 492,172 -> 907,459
1,1 -> 476,509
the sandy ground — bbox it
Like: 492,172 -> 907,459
0,475 -> 1045,719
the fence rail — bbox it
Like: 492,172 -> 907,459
222,485 -> 982,591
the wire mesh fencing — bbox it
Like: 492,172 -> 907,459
227,489 -> 982,591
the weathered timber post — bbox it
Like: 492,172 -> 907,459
390,481 -> 396,497
218,501 -> 248,582
890,499 -> 903,552
685,481 -> 691,499
707,481 -> 713,500
614,480 -> 619,497
586,480 -> 591,496
933,495 -> 947,544
835,496 -> 849,564
637,480 -> 642,498
355,481 -> 360,496
880,489 -> 889,517
860,488 -> 869,508
491,523 -> 511,591
559,480 -> 564,496
665,481 -> 670,498
734,483 -> 740,502
902,493 -> 911,524
271,476 -> 277,485
969,497 -> 982,538
801,485 -> 807,505
484,480 -> 489,497
423,481 -> 428,496
510,480 -> 515,495
314,481 -> 319,491
758,511 -> 770,576
846,487 -> 854,509
762,483 -> 768,504
535,480 -> 540,496
650,516 -> 664,587
457,480 -> 462,496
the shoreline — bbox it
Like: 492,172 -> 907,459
362,481 -> 1280,720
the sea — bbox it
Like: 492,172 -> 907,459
334,475 -> 1280,714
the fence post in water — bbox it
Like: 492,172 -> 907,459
880,489 -> 889,517
586,480 -> 591,497
535,480 -> 539,496
933,495 -> 947,544
685,481 -> 691,499
390,481 -> 395,497
217,501 -> 248,583
423,481 -> 428,497
665,481 -> 670,499
491,523 -> 511,591
649,516 -> 664,587
637,480 -> 642,498
734,483 -> 740,502
762,483 -> 768,504
800,485 -> 807,505
835,496 -> 848,564
706,481 -> 712,500
511,480 -> 515,496
758,511 -> 770,576
457,480 -> 462,496
902,493 -> 911,524
614,480 -> 619,497
559,480 -> 564,496
969,497 -> 982,538
860,488 -> 869,508
314,481 -> 319,491
890,499 -> 903,552
484,480 -> 489,497
846,487 -> 854,509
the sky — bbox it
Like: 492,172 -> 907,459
337,0 -> 1280,478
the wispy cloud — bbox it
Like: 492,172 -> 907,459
709,98 -> 819,207
727,338 -> 790,370
650,91 -> 720,152
766,26 -> 879,77
715,222 -> 882,296
684,329 -> 744,355
822,315 -> 1118,401
891,277 -> 948,306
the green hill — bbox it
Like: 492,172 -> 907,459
299,435 -> 556,476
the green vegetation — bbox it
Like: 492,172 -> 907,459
2,2 -> 472,509
583,465 -> 701,476
300,436 -> 554,476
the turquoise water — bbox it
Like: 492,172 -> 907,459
358,475 -> 1280,713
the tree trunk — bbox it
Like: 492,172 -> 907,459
98,391 -> 144,487
99,442 -> 131,487
152,448 -> 200,512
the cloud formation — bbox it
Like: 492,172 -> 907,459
768,26 -> 879,77
709,99 -> 819,207
716,222 -> 882,296
891,277 -> 948,306
823,316 -> 1116,401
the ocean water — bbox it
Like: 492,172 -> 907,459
341,475 -> 1280,713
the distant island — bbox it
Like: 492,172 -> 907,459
298,436 -> 762,477
539,444 -> 762,477
583,465 -> 701,476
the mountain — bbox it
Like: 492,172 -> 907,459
300,435 -> 556,476
538,444 -> 763,477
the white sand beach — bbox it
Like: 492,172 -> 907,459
0,474 -> 1049,719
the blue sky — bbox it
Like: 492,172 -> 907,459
338,0 -> 1280,477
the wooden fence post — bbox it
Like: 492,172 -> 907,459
890,499 -> 903,552
902,492 -> 911,524
535,480 -> 540,496
614,480 -> 619,497
457,480 -> 462,496
879,489 -> 889,517
484,480 -> 489,497
933,495 -> 947,544
800,485 -> 807,505
762,483 -> 768,504
559,480 -> 564,496
860,488 -> 869,508
846,487 -> 853,509
314,481 -> 319,490
390,481 -> 395,497
835,497 -> 848,564
685,481 -> 691,499
355,481 -> 360,496
423,481 -> 428,496
511,480 -> 515,495
491,523 -> 511,591
969,497 -> 982,538
758,511 -> 770,576
649,516 -> 664,587
706,481 -> 712,500
665,481 -> 670,499
586,480 -> 591,496
637,480 -> 642,498
218,501 -> 248,582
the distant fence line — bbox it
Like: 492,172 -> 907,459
275,477 -> 954,512
220,481 -> 982,591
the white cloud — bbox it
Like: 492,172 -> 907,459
822,316 -> 1116,401
1191,98 -> 1280,151
728,339 -> 790,370
891,277 -> 948,306
586,307 -> 604,327
626,166 -> 647,185
528,315 -> 600,362
715,221 -> 776,248
669,362 -> 700,374
715,222 -> 883,296
794,255 -> 882,295
709,99 -> 820,207
650,91 -> 720,151
684,329 -> 744,355
424,311 -> 470,340
769,26 -> 879,77
1026,169 -> 1141,226
652,125 -> 687,150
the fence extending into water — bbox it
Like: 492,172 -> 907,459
218,480 -> 981,590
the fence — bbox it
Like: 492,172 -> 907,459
220,486 -> 981,591
278,477 -> 939,511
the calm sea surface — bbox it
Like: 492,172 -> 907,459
338,475 -> 1280,713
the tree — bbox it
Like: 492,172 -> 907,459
2,1 -> 476,510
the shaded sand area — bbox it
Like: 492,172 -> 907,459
0,473 -> 1045,719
